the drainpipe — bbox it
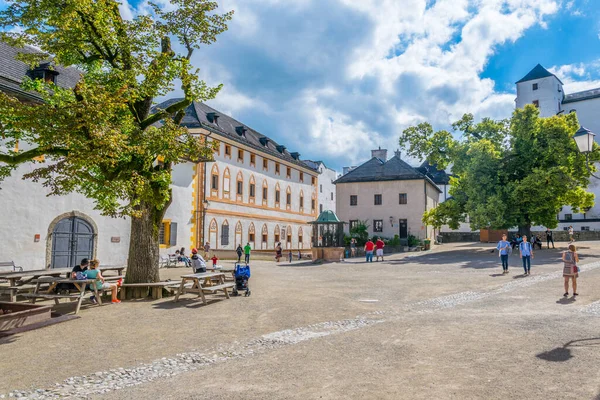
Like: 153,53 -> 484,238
424,180 -> 428,239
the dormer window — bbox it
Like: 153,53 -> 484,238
235,126 -> 247,137
290,152 -> 300,160
206,112 -> 220,124
259,137 -> 269,147
276,145 -> 286,154
31,63 -> 58,84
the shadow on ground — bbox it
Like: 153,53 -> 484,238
537,338 -> 600,362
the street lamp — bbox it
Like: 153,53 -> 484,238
573,126 -> 600,179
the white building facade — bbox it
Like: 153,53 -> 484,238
515,64 -> 600,230
303,161 -> 338,215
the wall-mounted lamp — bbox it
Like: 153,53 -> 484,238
389,216 -> 394,226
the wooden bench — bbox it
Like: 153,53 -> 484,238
0,284 -> 40,301
119,281 -> 183,300
173,272 -> 234,304
201,283 -> 235,294
0,261 -> 23,274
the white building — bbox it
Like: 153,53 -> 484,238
515,64 -> 600,230
336,148 -> 440,241
303,160 -> 338,214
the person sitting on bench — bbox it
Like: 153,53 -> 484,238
85,259 -> 120,304
190,248 -> 207,273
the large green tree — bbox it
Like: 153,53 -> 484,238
0,0 -> 232,291
400,105 -> 600,236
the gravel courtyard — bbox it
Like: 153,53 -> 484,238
3,242 -> 600,399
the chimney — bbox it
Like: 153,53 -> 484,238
394,149 -> 401,158
371,147 -> 387,161
342,166 -> 357,175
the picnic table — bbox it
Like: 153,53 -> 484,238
0,268 -> 71,302
206,267 -> 236,282
24,275 -> 124,314
173,272 -> 234,304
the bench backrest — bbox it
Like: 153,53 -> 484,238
0,261 -> 16,272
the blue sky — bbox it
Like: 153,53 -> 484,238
5,0 -> 600,170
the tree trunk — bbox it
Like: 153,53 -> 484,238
125,201 -> 162,298
518,224 -> 532,239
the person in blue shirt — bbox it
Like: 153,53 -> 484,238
496,234 -> 511,274
519,235 -> 534,275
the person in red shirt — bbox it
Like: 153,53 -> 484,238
375,237 -> 385,262
211,255 -> 218,268
364,239 -> 375,263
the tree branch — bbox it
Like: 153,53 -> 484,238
139,98 -> 192,130
0,147 -> 68,165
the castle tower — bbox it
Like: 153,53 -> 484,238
515,64 -> 564,117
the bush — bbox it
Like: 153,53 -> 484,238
407,234 -> 420,247
349,220 -> 370,246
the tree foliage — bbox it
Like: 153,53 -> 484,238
400,106 -> 600,232
0,0 -> 233,217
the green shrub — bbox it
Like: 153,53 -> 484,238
407,234 -> 420,247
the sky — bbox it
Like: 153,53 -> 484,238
5,0 -> 600,170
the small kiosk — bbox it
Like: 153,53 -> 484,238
310,210 -> 346,261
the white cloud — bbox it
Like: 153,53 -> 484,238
550,60 -> 600,94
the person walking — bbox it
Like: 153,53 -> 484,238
562,244 -> 579,297
496,234 -> 511,274
375,237 -> 385,262
244,242 -> 251,264
203,241 -> 211,258
235,244 -> 243,263
275,242 -> 283,262
568,226 -> 574,243
364,239 -> 375,263
545,228 -> 555,249
350,238 -> 357,258
519,235 -> 534,275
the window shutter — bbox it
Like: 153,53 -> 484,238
169,222 -> 178,246
221,224 -> 230,246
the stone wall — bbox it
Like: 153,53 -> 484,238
440,230 -> 600,243
439,232 -> 481,243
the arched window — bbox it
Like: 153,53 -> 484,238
262,180 -> 269,206
249,175 -> 256,204
298,227 -> 304,249
299,190 -> 304,213
311,192 -> 317,214
222,168 -> 231,199
236,171 -> 244,202
261,224 -> 268,249
286,186 -> 292,211
235,221 -> 243,247
209,218 -> 218,249
248,222 -> 256,247
275,183 -> 281,208
274,224 -> 280,244
221,220 -> 230,247
286,225 -> 292,248
210,164 -> 219,198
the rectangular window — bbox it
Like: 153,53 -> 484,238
237,181 -> 243,195
249,233 -> 255,242
211,175 -> 219,190
399,193 -> 407,204
262,234 -> 268,242
275,232 -> 280,243
238,149 -> 244,162
300,172 -> 304,182
565,214 -> 573,221
312,199 -> 316,211
263,158 -> 268,171
349,220 -> 358,231
286,192 -> 292,205
221,224 -> 229,246
350,195 -> 358,206
275,163 -> 280,174
250,183 -> 255,198
262,187 -> 268,200
373,220 -> 383,232
311,176 -> 316,185
581,226 -> 590,231
374,194 -> 382,205
225,145 -> 231,156
275,190 -> 280,203
330,192 -> 333,200
320,184 -> 322,193
250,154 -> 256,166
533,100 -> 539,108
300,196 -> 304,208
532,83 -> 538,90
319,204 -> 323,213
286,167 -> 291,178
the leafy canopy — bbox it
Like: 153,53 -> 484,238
0,0 -> 233,217
401,105 -> 600,231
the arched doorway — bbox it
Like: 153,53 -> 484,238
50,216 -> 95,269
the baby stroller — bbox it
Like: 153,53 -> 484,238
232,264 -> 251,297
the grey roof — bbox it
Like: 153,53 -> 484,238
0,41 -> 81,101
516,64 -> 563,85
302,160 -> 322,170
563,87 -> 600,104
155,99 -> 317,170
333,154 -> 442,192
417,160 -> 451,185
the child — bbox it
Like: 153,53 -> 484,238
84,259 -> 120,304
288,251 -> 293,263
562,244 -> 579,297
496,234 -> 511,274
190,248 -> 207,273
211,254 -> 219,268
